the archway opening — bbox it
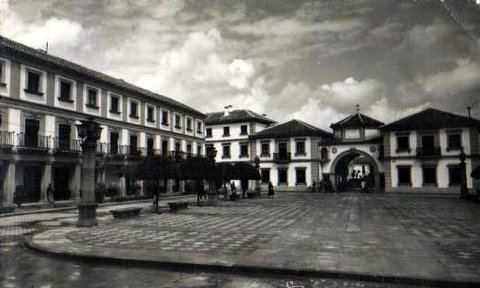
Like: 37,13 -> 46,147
332,151 -> 377,192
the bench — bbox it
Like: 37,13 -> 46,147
168,201 -> 189,212
246,192 -> 257,199
110,207 -> 142,219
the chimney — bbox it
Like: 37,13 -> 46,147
224,105 -> 232,117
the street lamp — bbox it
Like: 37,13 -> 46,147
254,156 -> 261,196
76,117 -> 103,227
459,148 -> 468,199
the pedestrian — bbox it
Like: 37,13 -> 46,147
230,181 -> 236,195
312,181 -> 316,193
47,183 -> 54,204
268,181 -> 274,198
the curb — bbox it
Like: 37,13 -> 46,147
25,236 -> 479,288
0,195 -> 193,218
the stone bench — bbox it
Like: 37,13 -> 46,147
110,207 -> 142,219
168,201 -> 189,212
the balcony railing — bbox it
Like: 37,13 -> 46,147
106,143 -> 124,157
169,150 -> 186,160
96,142 -> 107,155
52,137 -> 82,152
122,145 -> 144,157
17,133 -> 50,150
416,146 -> 441,157
0,131 -> 14,147
273,152 -> 291,163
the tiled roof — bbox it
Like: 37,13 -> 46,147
250,119 -> 332,139
330,113 -> 384,129
381,108 -> 480,131
205,109 -> 276,125
0,36 -> 205,118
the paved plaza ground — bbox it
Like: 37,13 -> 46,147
25,192 -> 480,287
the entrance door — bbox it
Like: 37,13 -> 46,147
58,124 -> 71,150
25,119 -> 39,148
23,166 -> 41,202
422,135 -> 435,155
278,143 -> 287,155
53,167 -> 71,200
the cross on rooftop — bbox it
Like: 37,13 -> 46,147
355,104 -> 360,114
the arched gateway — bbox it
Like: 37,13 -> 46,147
320,108 -> 385,192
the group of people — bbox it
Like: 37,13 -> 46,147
311,178 -> 334,193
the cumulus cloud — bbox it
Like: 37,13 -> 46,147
319,78 -> 385,111
417,59 -> 480,96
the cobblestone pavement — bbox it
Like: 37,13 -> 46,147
0,195 -> 420,288
27,193 -> 480,285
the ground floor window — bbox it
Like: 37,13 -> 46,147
261,169 -> 270,183
278,168 -> 288,185
295,168 -> 306,185
422,166 -> 437,186
448,165 -> 461,186
397,166 -> 411,186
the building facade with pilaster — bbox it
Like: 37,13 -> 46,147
0,36 -> 205,210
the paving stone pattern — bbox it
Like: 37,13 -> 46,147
30,193 -> 480,283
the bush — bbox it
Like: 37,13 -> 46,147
106,184 -> 120,198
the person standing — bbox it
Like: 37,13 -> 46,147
47,183 -> 54,204
268,182 -> 274,199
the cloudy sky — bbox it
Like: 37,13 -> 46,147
1,0 -> 479,128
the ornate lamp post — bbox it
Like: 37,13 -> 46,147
254,156 -> 261,196
76,118 -> 102,227
459,148 -> 468,199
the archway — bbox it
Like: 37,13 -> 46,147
329,148 -> 383,192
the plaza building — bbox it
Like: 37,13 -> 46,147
204,107 -> 276,190
0,36 -> 205,209
207,106 -> 480,194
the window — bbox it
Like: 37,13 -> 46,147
296,168 -> 306,185
161,140 -> 168,155
175,142 -> 181,153
397,166 -> 411,186
130,101 -> 138,118
175,115 -> 181,129
223,126 -> 230,137
261,143 -> 270,156
162,111 -> 169,125
240,125 -> 248,135
186,144 -> 192,155
147,106 -> 155,122
59,80 -> 72,102
422,166 -> 437,186
296,141 -> 305,155
0,60 -> 6,85
396,136 -> 410,152
26,71 -> 42,95
197,145 -> 202,156
448,165 -> 461,186
206,128 -> 212,138
278,169 -> 288,185
110,132 -> 119,154
58,124 -> 71,150
129,135 -> 138,155
240,143 -> 248,158
197,122 -> 202,134
206,145 -> 214,159
110,95 -> 120,114
261,169 -> 270,183
447,134 -> 462,151
147,138 -> 154,155
86,88 -> 98,108
222,144 -> 231,159
186,118 -> 192,131
320,147 -> 329,160
24,119 -> 40,148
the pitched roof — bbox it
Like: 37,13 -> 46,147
205,109 -> 276,125
381,108 -> 480,131
0,36 -> 204,118
250,119 -> 332,139
330,113 -> 384,129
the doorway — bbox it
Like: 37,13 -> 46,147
23,166 -> 41,202
53,167 -> 71,200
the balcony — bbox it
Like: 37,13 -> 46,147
416,146 -> 441,158
52,138 -> 81,155
96,142 -> 107,155
123,145 -> 144,158
0,131 -> 14,149
106,143 -> 125,158
17,133 -> 50,153
273,152 -> 291,163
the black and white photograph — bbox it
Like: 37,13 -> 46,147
1,0 -> 480,287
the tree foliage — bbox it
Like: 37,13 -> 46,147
233,162 -> 260,180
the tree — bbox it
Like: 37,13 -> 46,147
233,162 -> 260,181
